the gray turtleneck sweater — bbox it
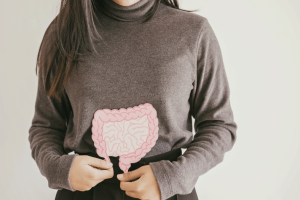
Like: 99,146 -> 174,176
28,0 -> 238,199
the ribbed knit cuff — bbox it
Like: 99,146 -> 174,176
149,161 -> 174,200
56,153 -> 79,191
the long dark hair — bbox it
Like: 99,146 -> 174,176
36,0 -> 199,102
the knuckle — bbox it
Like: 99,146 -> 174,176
88,171 -> 97,179
87,182 -> 94,188
127,171 -> 133,179
120,182 -> 124,190
99,159 -> 107,167
83,183 -> 92,191
136,185 -> 142,192
86,187 -> 92,191
78,187 -> 87,192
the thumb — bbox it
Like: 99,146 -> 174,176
86,156 -> 113,169
117,168 -> 143,182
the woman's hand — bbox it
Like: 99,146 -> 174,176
117,165 -> 161,200
69,155 -> 114,191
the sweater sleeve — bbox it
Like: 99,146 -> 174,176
28,23 -> 79,191
28,68 -> 79,191
149,18 -> 238,200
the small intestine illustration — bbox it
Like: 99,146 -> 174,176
91,103 -> 159,173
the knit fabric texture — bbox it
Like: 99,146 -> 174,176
28,0 -> 238,199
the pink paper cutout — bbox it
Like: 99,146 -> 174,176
91,103 -> 159,173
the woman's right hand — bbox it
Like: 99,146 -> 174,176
69,155 -> 114,191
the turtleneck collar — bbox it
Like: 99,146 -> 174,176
97,0 -> 157,22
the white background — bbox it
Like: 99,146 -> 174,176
1,0 -> 299,199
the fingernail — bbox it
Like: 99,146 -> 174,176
117,174 -> 123,179
107,162 -> 113,167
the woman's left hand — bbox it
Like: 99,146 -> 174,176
117,165 -> 161,200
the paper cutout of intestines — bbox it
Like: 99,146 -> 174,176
91,103 -> 159,173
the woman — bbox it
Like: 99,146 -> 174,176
28,0 -> 238,199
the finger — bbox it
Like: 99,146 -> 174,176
101,159 -> 107,169
91,163 -> 114,179
120,177 -> 142,192
85,156 -> 113,169
89,168 -> 114,187
125,191 -> 139,199
118,168 -> 143,182
89,168 -> 114,181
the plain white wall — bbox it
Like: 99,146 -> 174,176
1,0 -> 299,199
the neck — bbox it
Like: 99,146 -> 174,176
96,0 -> 157,22
112,0 -> 141,6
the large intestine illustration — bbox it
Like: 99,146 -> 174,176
91,103 -> 159,173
